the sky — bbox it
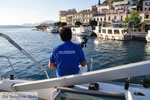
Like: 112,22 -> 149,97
0,0 -> 105,25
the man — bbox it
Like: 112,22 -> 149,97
49,27 -> 86,77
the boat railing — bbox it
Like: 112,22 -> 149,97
0,33 -> 49,79
0,55 -> 17,78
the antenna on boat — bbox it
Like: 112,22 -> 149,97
0,33 -> 49,79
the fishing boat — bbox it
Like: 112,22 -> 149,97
46,26 -> 59,33
94,27 -> 132,40
71,26 -> 92,36
146,30 -> 150,42
0,33 -> 150,100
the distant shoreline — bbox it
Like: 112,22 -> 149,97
0,25 -> 35,28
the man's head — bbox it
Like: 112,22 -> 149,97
59,27 -> 72,41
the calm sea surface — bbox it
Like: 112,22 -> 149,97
0,27 -> 150,82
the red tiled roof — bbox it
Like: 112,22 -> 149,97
77,10 -> 93,14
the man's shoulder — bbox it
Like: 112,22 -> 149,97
53,42 -> 82,51
70,42 -> 82,48
53,43 -> 64,50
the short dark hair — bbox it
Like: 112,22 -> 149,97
59,27 -> 72,41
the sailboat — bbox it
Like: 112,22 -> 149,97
0,33 -> 150,100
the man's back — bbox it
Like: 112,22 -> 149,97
50,41 -> 85,77
49,27 -> 86,77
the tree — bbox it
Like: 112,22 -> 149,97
89,19 -> 97,27
124,17 -> 130,27
61,22 -> 67,27
123,12 -> 141,31
54,22 -> 62,27
75,21 -> 82,26
54,22 -> 67,27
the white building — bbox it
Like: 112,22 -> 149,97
113,0 -> 134,12
97,4 -> 112,13
113,0 -> 134,7
88,5 -> 97,11
143,0 -> 150,11
92,14 -> 106,23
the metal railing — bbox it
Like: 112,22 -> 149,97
0,33 -> 49,79
0,55 -> 17,78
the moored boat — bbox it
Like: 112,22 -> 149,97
94,27 -> 132,40
146,30 -> 150,42
46,26 -> 59,33
71,26 -> 92,36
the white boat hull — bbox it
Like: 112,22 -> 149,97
146,30 -> 150,42
94,27 -> 132,40
71,26 -> 92,36
46,26 -> 58,33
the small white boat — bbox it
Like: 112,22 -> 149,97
146,30 -> 150,42
46,26 -> 59,33
94,27 -> 132,40
71,26 -> 92,36
0,33 -> 150,100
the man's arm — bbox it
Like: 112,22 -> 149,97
80,61 -> 86,67
48,62 -> 56,69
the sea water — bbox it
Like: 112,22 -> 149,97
0,27 -> 150,83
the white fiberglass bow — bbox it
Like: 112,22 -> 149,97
11,60 -> 150,91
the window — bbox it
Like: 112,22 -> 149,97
145,2 -> 147,6
149,7 -> 150,11
54,90 -> 125,100
114,30 -> 120,34
102,29 -> 106,34
140,16 -> 142,20
114,16 -> 117,20
97,18 -> 99,21
122,30 -> 128,34
109,16 -> 111,21
108,30 -> 112,34
101,18 -> 103,21
121,16 -> 123,21
146,15 -> 149,19
145,8 -> 147,11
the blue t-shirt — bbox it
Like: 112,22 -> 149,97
50,41 -> 85,77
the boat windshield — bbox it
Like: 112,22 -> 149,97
54,90 -> 125,100
122,30 -> 128,34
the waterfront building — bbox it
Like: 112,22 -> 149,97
59,9 -> 77,23
105,12 -> 128,25
92,14 -> 106,24
97,4 -> 112,14
66,14 -> 74,25
88,5 -> 97,12
113,0 -> 134,8
72,10 -> 97,25
144,12 -> 150,31
143,0 -> 150,11
59,16 -> 67,23
112,0 -> 135,13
